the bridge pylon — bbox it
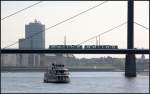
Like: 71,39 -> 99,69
125,0 -> 136,77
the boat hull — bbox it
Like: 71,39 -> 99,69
44,79 -> 70,83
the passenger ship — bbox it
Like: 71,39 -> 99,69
44,63 -> 70,83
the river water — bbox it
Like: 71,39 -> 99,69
1,72 -> 149,93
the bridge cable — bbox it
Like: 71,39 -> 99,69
77,22 -> 127,45
2,1 -> 108,49
77,22 -> 149,45
134,22 -> 149,30
1,1 -> 43,21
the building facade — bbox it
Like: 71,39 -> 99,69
1,54 -> 17,66
18,20 -> 45,67
19,19 -> 45,49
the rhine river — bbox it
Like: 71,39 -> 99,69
1,72 -> 149,93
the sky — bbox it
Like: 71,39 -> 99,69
1,1 -> 149,59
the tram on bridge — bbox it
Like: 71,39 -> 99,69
49,45 -> 118,49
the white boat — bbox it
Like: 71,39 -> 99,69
44,63 -> 70,83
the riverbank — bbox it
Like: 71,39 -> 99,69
1,67 -> 149,76
1,68 -> 121,72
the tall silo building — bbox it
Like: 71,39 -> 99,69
18,20 -> 45,67
19,19 -> 45,49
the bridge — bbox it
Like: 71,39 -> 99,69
1,0 -> 149,77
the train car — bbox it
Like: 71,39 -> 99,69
49,45 -> 82,49
49,45 -> 65,49
49,45 -> 118,49
84,45 -> 97,49
84,45 -> 118,49
65,45 -> 82,49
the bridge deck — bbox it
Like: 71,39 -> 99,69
1,49 -> 149,54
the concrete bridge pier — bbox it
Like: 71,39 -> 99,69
125,0 -> 136,77
125,54 -> 136,77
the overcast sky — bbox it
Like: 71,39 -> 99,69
1,1 -> 149,58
